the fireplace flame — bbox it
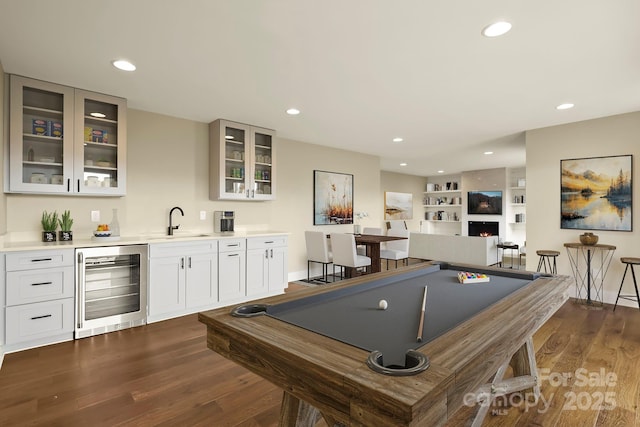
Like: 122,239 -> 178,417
479,232 -> 492,237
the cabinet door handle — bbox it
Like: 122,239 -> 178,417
31,314 -> 52,320
270,249 -> 273,258
246,190 -> 250,198
265,241 -> 274,244
226,243 -> 239,248
77,179 -> 81,192
31,258 -> 53,263
251,190 -> 255,198
265,249 -> 268,259
188,257 -> 192,268
67,179 -> 70,192
31,281 -> 53,286
181,257 -> 185,269
227,253 -> 239,257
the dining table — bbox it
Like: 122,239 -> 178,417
352,233 -> 408,276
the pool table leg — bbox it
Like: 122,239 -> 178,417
509,337 -> 540,397
280,391 -> 343,427
470,337 -> 539,427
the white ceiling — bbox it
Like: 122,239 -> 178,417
1,1 -> 639,177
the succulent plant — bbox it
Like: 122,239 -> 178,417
41,210 -> 59,232
58,210 -> 73,231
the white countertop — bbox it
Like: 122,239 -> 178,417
0,230 -> 289,252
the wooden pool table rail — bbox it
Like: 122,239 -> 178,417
199,263 -> 572,426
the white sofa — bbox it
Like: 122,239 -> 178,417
409,233 -> 499,266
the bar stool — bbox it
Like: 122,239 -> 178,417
614,257 -> 640,311
536,250 -> 559,274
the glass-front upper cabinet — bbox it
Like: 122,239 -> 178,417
251,128 -> 274,200
7,75 -> 127,196
74,90 -> 126,195
210,119 -> 275,201
8,75 -> 75,194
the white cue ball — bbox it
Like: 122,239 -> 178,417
378,299 -> 388,310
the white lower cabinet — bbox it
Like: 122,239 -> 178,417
148,240 -> 218,323
218,239 -> 247,303
3,249 -> 75,352
246,236 -> 288,297
6,299 -> 74,344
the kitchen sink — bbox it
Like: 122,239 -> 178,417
144,233 -> 213,240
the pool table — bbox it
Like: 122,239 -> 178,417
199,262 -> 572,426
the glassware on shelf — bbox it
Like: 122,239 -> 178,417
109,208 -> 120,237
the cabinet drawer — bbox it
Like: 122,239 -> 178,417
149,240 -> 218,258
6,298 -> 74,345
219,238 -> 246,253
247,236 -> 288,249
5,249 -> 74,271
6,266 -> 74,306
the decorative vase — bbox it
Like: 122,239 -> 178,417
354,224 -> 361,235
109,208 -> 120,237
579,232 -> 598,245
59,231 -> 73,241
42,231 -> 56,242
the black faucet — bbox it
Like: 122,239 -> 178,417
168,206 -> 184,235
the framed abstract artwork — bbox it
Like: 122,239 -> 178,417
384,191 -> 413,220
313,170 -> 353,225
560,154 -> 632,231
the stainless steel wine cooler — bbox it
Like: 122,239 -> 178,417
75,245 -> 148,338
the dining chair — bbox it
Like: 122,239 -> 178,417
362,227 -> 383,235
380,228 -> 410,269
357,227 -> 383,255
330,233 -> 371,278
305,231 -> 334,283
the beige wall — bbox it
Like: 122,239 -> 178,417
2,107 -> 384,281
273,137 -> 381,279
0,64 -> 6,235
526,111 -> 640,306
380,171 -> 425,232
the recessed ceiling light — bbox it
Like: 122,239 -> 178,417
393,137 -> 404,143
556,103 -> 575,110
286,108 -> 300,115
482,21 -> 512,37
484,151 -> 494,155
90,112 -> 106,118
437,170 -> 444,174
112,59 -> 136,71
400,162 -> 407,166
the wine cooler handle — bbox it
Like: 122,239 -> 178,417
77,252 -> 84,329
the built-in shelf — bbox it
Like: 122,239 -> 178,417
423,190 -> 460,194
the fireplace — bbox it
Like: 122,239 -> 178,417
468,221 -> 499,237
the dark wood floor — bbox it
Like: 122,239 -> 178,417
1,287 -> 640,426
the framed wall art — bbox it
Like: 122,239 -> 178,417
313,170 -> 353,225
560,154 -> 632,231
384,191 -> 413,220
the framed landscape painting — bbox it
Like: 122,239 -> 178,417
560,154 -> 632,231
384,192 -> 413,220
313,170 -> 353,225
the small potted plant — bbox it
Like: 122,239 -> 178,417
41,210 -> 59,242
58,210 -> 73,241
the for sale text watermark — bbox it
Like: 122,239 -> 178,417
463,368 -> 618,414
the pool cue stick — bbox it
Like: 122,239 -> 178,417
417,285 -> 428,342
